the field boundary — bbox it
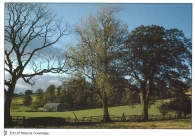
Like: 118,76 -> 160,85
11,113 -> 191,126
11,116 -> 26,125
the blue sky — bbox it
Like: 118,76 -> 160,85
3,3 -> 192,93
49,3 -> 192,41
118,3 -> 192,38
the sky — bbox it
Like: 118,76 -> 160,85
3,2 -> 192,94
48,3 -> 192,48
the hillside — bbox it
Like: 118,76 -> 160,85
12,93 -> 37,105
10,96 -> 170,121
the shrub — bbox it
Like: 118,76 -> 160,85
31,102 -> 38,111
169,94 -> 191,117
158,94 -> 191,117
26,117 -> 66,126
158,102 -> 170,116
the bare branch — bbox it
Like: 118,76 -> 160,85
5,3 -> 70,86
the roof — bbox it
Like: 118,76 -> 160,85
44,103 -> 62,107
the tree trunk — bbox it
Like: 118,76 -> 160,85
102,94 -> 111,122
4,83 -> 15,128
140,90 -> 148,121
177,111 -> 182,118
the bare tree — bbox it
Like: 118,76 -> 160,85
4,3 -> 70,127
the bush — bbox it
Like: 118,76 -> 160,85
31,102 -> 38,111
26,117 -> 66,126
169,94 -> 191,117
158,102 -> 170,116
158,94 -> 191,117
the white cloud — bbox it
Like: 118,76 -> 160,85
15,73 -> 63,93
5,29 -> 66,94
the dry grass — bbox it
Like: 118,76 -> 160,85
14,118 -> 191,129
56,119 -> 192,129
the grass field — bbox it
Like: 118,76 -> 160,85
11,96 -> 192,129
11,99 -> 171,122
11,94 -> 37,104
58,118 -> 192,129
14,118 -> 191,129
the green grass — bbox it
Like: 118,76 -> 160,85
11,95 -> 171,120
11,99 -> 170,122
11,96 -> 191,129
12,94 -> 37,104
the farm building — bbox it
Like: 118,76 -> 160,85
44,103 -> 64,112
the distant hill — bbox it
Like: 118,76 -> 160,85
12,93 -> 37,105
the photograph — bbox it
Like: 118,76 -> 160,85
3,1 -> 193,135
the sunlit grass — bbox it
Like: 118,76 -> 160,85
62,119 -> 191,129
11,96 -> 191,129
14,118 -> 191,129
11,99 -> 172,123
11,96 -> 171,121
12,94 -> 37,105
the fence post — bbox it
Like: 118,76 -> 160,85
121,113 -> 126,121
16,116 -> 18,125
73,112 -> 79,123
23,116 -> 25,125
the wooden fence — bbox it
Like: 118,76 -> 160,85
81,113 -> 191,123
11,113 -> 191,126
11,116 -> 26,125
82,115 -> 104,122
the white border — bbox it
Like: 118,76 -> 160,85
1,1 -> 194,136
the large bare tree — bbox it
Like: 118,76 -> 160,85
4,3 -> 69,127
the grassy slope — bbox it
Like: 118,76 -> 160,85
57,119 -> 192,129
12,94 -> 37,104
11,96 -> 192,129
11,98 -> 170,122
